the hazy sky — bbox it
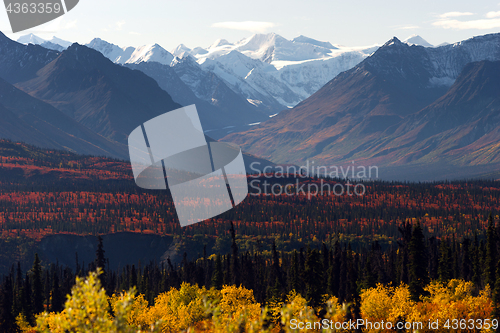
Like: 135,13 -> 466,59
2,0 -> 500,50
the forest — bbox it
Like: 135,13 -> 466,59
0,139 -> 499,331
0,219 -> 499,332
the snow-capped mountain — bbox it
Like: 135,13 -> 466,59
88,33 -> 378,112
85,38 -> 134,64
200,33 -> 337,63
85,39 -> 174,66
125,44 -> 173,65
403,35 -> 433,47
190,33 -> 374,107
17,34 -> 71,50
17,33 -> 45,45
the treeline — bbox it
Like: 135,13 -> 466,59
2,218 -> 500,331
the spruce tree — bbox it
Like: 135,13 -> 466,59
438,239 -> 451,281
229,222 -> 240,286
484,214 -> 497,288
493,258 -> 500,318
51,270 -> 63,312
95,236 -> 107,290
31,254 -> 44,315
0,277 -> 17,333
408,221 -> 429,302
461,238 -> 472,281
21,273 -> 32,325
304,248 -> 323,308
289,250 -> 300,292
211,254 -> 223,289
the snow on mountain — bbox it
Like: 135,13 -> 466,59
210,39 -> 232,48
125,44 -> 174,65
87,33 -> 376,112
50,36 -> 72,48
403,35 -> 433,47
171,44 -> 191,57
86,38 -> 134,64
292,35 -> 336,49
198,51 -> 289,110
272,51 -> 369,101
86,40 -> 173,65
17,33 -> 45,45
17,34 -> 72,50
192,33 -> 374,107
426,33 -> 500,85
365,34 -> 500,91
436,42 -> 450,47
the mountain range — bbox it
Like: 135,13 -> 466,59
0,32 -> 274,168
225,33 -> 500,180
8,31 -> 500,180
19,33 -> 385,122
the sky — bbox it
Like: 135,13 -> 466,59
1,0 -> 500,50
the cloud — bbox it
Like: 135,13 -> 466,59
486,11 -> 500,18
114,20 -> 125,31
433,11 -> 500,30
129,31 -> 141,36
439,11 -> 474,18
211,21 -> 276,33
433,18 -> 500,29
396,25 -> 420,30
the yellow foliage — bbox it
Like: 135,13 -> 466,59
33,268 -> 159,333
23,273 -> 495,333
360,280 -> 494,333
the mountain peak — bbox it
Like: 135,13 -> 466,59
125,43 -> 173,65
292,35 -> 336,49
17,33 -> 46,45
382,37 -> 403,47
403,35 -> 433,47
209,38 -> 232,49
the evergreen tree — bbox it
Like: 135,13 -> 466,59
21,273 -> 32,325
130,265 -> 138,288
361,256 -> 377,290
461,238 -> 472,281
428,237 -> 439,281
484,214 -> 497,288
438,239 -> 452,281
0,277 -> 17,333
211,254 -> 223,290
32,253 -> 44,315
304,248 -> 323,308
289,250 -> 300,292
408,221 -> 429,302
51,269 -> 63,312
229,222 -> 240,286
12,262 -> 22,317
493,258 -> 500,318
95,236 -> 107,290
472,233 -> 482,287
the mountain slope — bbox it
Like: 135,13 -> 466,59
16,44 -> 182,145
225,34 -> 500,180
225,37 -> 448,163
0,77 -> 128,158
0,32 -> 59,84
124,61 -> 268,136
379,60 -> 500,166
